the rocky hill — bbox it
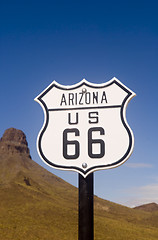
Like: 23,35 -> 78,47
0,128 -> 158,240
134,202 -> 158,212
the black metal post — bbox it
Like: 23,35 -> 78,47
78,173 -> 94,240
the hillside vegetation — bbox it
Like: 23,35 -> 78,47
0,128 -> 158,240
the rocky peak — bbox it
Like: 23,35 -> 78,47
0,128 -> 30,156
1,128 -> 28,145
134,202 -> 158,212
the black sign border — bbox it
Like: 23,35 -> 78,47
36,79 -> 134,176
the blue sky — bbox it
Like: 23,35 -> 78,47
0,1 -> 158,207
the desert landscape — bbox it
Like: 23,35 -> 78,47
0,128 -> 157,240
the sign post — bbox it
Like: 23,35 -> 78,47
79,173 -> 94,240
35,77 -> 135,240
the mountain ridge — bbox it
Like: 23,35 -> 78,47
134,202 -> 158,212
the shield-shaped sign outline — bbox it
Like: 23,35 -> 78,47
35,77 -> 135,177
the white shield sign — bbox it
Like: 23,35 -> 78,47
35,77 -> 135,177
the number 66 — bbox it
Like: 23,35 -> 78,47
63,127 -> 105,159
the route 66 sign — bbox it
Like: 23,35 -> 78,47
35,77 -> 135,177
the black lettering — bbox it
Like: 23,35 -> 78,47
75,93 -> 77,105
60,94 -> 67,106
63,128 -> 80,159
68,112 -> 79,125
79,92 -> 84,105
89,112 -> 99,124
69,93 -> 74,105
93,92 -> 98,104
85,92 -> 91,104
101,91 -> 108,103
88,127 -> 105,158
